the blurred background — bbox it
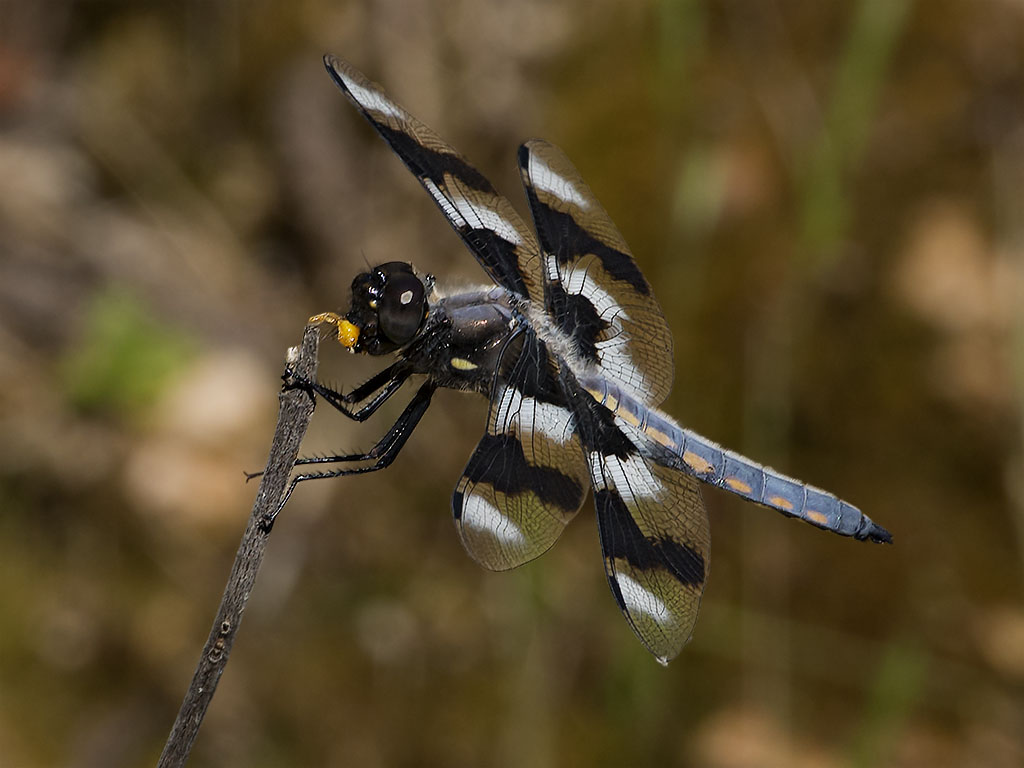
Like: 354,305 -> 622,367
1,0 -> 1022,766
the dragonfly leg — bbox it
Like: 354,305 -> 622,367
260,381 -> 436,530
285,359 -> 413,422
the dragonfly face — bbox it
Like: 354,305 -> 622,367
278,54 -> 892,665
339,261 -> 429,355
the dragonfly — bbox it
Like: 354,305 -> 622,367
276,54 -> 891,664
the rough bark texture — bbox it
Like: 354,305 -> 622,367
157,325 -> 319,768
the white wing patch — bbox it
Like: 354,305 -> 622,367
421,180 -> 524,245
422,178 -> 462,222
596,341 -> 648,400
544,253 -> 560,283
449,196 -> 524,244
460,495 -> 527,547
589,452 -> 663,504
615,573 -> 671,624
339,75 -> 403,119
564,267 -> 630,321
494,386 -> 575,444
528,152 -> 590,209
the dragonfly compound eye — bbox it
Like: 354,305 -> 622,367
378,268 -> 426,346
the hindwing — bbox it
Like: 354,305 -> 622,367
453,329 -> 590,570
567,377 -> 710,663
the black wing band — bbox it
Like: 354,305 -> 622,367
564,371 -> 711,663
519,139 -> 675,405
452,329 -> 590,570
324,55 -> 544,303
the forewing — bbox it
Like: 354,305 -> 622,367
324,55 -> 544,302
518,139 -> 674,405
571,383 -> 710,663
453,330 -> 590,570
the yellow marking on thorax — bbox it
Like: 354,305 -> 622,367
806,510 -> 828,526
769,495 -> 795,511
683,451 -> 714,474
451,357 -> 478,371
724,477 -> 752,494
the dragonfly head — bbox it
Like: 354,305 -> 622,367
341,261 -> 429,355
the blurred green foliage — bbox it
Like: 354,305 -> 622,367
798,0 -> 913,260
61,288 -> 196,418
851,641 -> 929,767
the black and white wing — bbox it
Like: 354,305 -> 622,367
324,55 -> 545,303
452,329 -> 590,570
568,379 -> 711,663
518,139 -> 674,406
593,462 -> 709,664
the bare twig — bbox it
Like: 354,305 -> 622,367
156,324 -> 320,768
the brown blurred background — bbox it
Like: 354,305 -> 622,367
1,1 -> 1023,766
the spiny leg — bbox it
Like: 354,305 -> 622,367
260,381 -> 437,530
287,359 -> 413,422
247,361 -> 416,484
335,359 -> 413,406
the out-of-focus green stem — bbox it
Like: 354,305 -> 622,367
797,0 -> 913,264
